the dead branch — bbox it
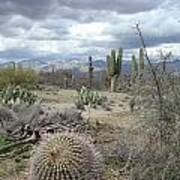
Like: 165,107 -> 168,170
135,23 -> 164,119
0,130 -> 40,154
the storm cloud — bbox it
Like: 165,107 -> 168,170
0,0 -> 179,61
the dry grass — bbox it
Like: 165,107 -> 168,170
37,89 -> 76,104
0,88 -> 140,180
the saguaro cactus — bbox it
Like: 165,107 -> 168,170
29,133 -> 103,180
131,54 -> 138,83
139,48 -> 145,79
11,61 -> 16,71
106,48 -> 123,92
118,48 -> 123,76
88,56 -> 94,89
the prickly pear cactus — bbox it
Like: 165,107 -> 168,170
0,85 -> 38,106
74,86 -> 107,109
29,133 -> 103,180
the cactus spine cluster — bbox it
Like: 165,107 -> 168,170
106,48 -> 123,92
29,133 -> 103,180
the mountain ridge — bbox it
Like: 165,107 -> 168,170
0,58 -> 180,73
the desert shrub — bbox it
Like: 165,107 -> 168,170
74,86 -> 107,109
39,69 -> 73,88
0,85 -> 38,106
125,72 -> 180,179
128,108 -> 180,180
0,103 -> 93,143
0,64 -> 38,89
38,107 -> 93,134
120,24 -> 180,179
0,105 -> 18,132
0,104 -> 41,140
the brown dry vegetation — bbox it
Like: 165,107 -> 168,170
0,88 -> 140,180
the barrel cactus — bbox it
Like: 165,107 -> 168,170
29,133 -> 103,180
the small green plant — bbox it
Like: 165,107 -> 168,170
0,86 -> 38,106
29,133 -> 103,180
0,136 -> 10,146
74,86 -> 107,109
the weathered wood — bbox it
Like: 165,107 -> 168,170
0,131 -> 39,154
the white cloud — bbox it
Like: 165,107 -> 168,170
0,0 -> 180,61
69,22 -> 112,41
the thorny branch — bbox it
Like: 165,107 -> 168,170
135,23 -> 164,119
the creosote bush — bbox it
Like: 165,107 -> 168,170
0,63 -> 38,89
29,132 -> 104,180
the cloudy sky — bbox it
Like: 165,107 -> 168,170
0,0 -> 179,62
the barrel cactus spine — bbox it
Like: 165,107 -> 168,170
29,132 -> 104,180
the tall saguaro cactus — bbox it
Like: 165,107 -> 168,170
106,48 -> 123,92
117,48 -> 123,76
131,54 -> 138,83
11,61 -> 16,71
88,56 -> 94,89
139,48 -> 145,79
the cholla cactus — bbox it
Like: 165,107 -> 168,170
29,133 -> 103,180
0,86 -> 38,106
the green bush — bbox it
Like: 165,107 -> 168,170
0,63 -> 38,89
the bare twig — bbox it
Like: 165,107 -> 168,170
135,24 -> 164,119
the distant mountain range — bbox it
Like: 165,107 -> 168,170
0,58 -> 107,72
1,58 -> 180,74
